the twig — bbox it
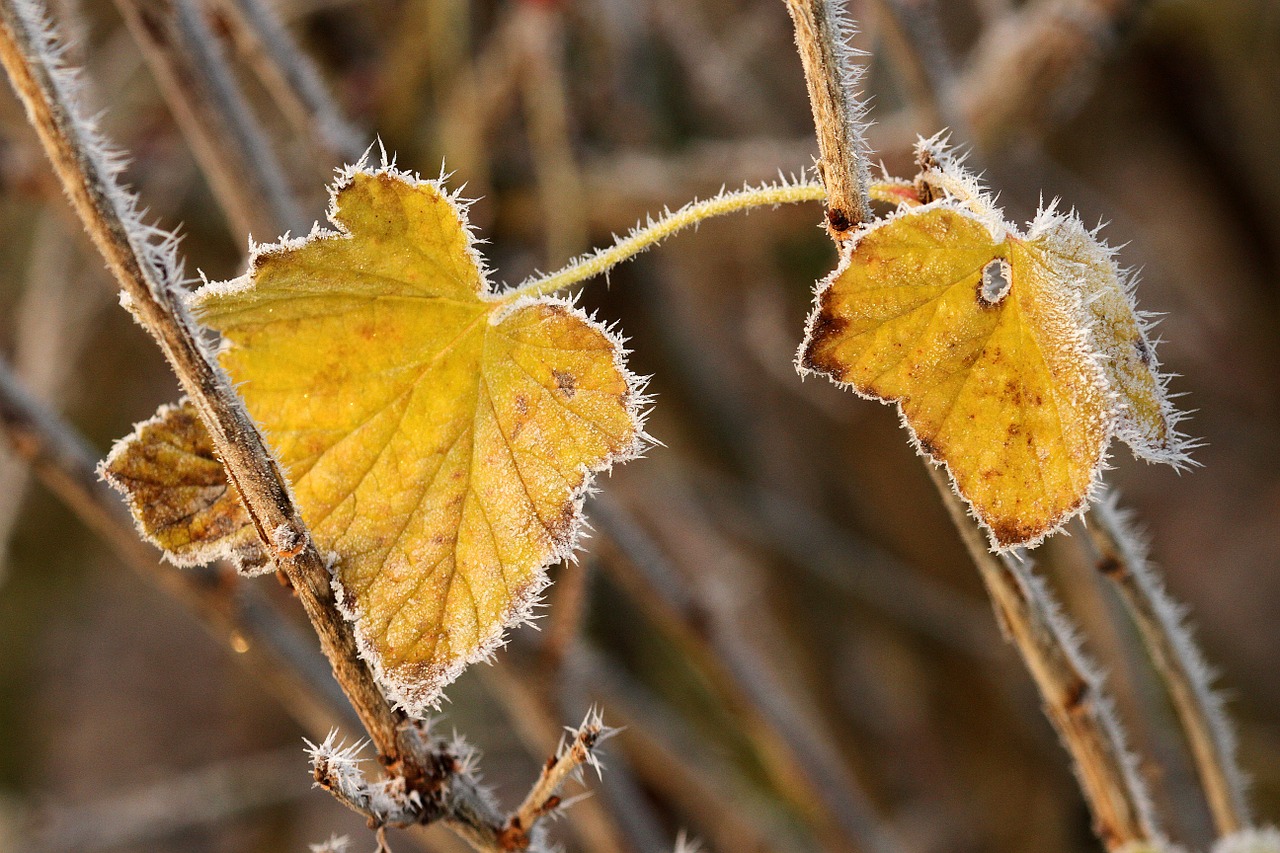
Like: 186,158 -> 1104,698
538,558 -> 591,677
955,0 -> 1150,149
567,643 -> 801,853
0,213 -> 103,583
477,662 -> 632,853
649,0 -> 776,134
1082,494 -> 1252,835
866,0 -> 951,133
928,467 -> 1162,850
498,709 -> 618,850
111,0 -> 305,237
591,491 -> 902,853
516,4 -> 588,264
702,474 -> 1001,662
432,3 -> 524,212
782,0 -> 872,235
27,747 -> 312,853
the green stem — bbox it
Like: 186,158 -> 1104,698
504,182 -> 826,302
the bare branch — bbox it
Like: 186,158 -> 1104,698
27,748 -> 313,853
1083,493 -> 1252,835
591,491 -> 902,853
498,709 -> 619,851
209,0 -> 365,165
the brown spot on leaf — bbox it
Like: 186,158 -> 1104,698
990,517 -> 1037,547
1134,337 -> 1153,367
553,370 -> 576,398
800,312 -> 849,376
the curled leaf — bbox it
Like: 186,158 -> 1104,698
101,398 -> 267,573
799,144 -> 1189,550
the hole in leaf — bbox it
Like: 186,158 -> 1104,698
979,258 -> 1012,306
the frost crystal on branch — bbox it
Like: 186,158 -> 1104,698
1215,828 -> 1280,853
499,708 -> 620,848
306,731 -> 423,828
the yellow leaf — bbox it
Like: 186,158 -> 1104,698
191,166 -> 646,712
101,398 -> 267,572
799,152 -> 1187,550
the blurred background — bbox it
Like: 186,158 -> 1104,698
0,0 -> 1277,851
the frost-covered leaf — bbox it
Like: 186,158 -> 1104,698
798,145 -> 1188,550
190,165 -> 645,712
101,398 -> 267,573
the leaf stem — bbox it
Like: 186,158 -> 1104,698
506,181 -> 825,301
1082,495 -> 1252,836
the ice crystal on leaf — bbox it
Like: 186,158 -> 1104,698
111,163 -> 646,714
798,138 -> 1190,550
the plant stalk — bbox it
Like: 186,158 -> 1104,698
930,468 -> 1162,850
1083,498 -> 1251,836
783,0 -> 873,236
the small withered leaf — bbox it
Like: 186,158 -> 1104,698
101,398 -> 269,573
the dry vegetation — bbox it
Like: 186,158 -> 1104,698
1,0 -> 1278,851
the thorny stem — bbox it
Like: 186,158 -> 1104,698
507,181 -> 825,301
929,468 -> 1161,851
498,712 -> 613,850
0,0 -> 413,787
478,663 -> 632,853
1082,497 -> 1252,836
783,0 -> 873,237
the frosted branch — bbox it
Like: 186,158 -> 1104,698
927,466 -> 1163,851
1085,493 -> 1252,835
782,0 -> 873,236
497,709 -> 620,849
